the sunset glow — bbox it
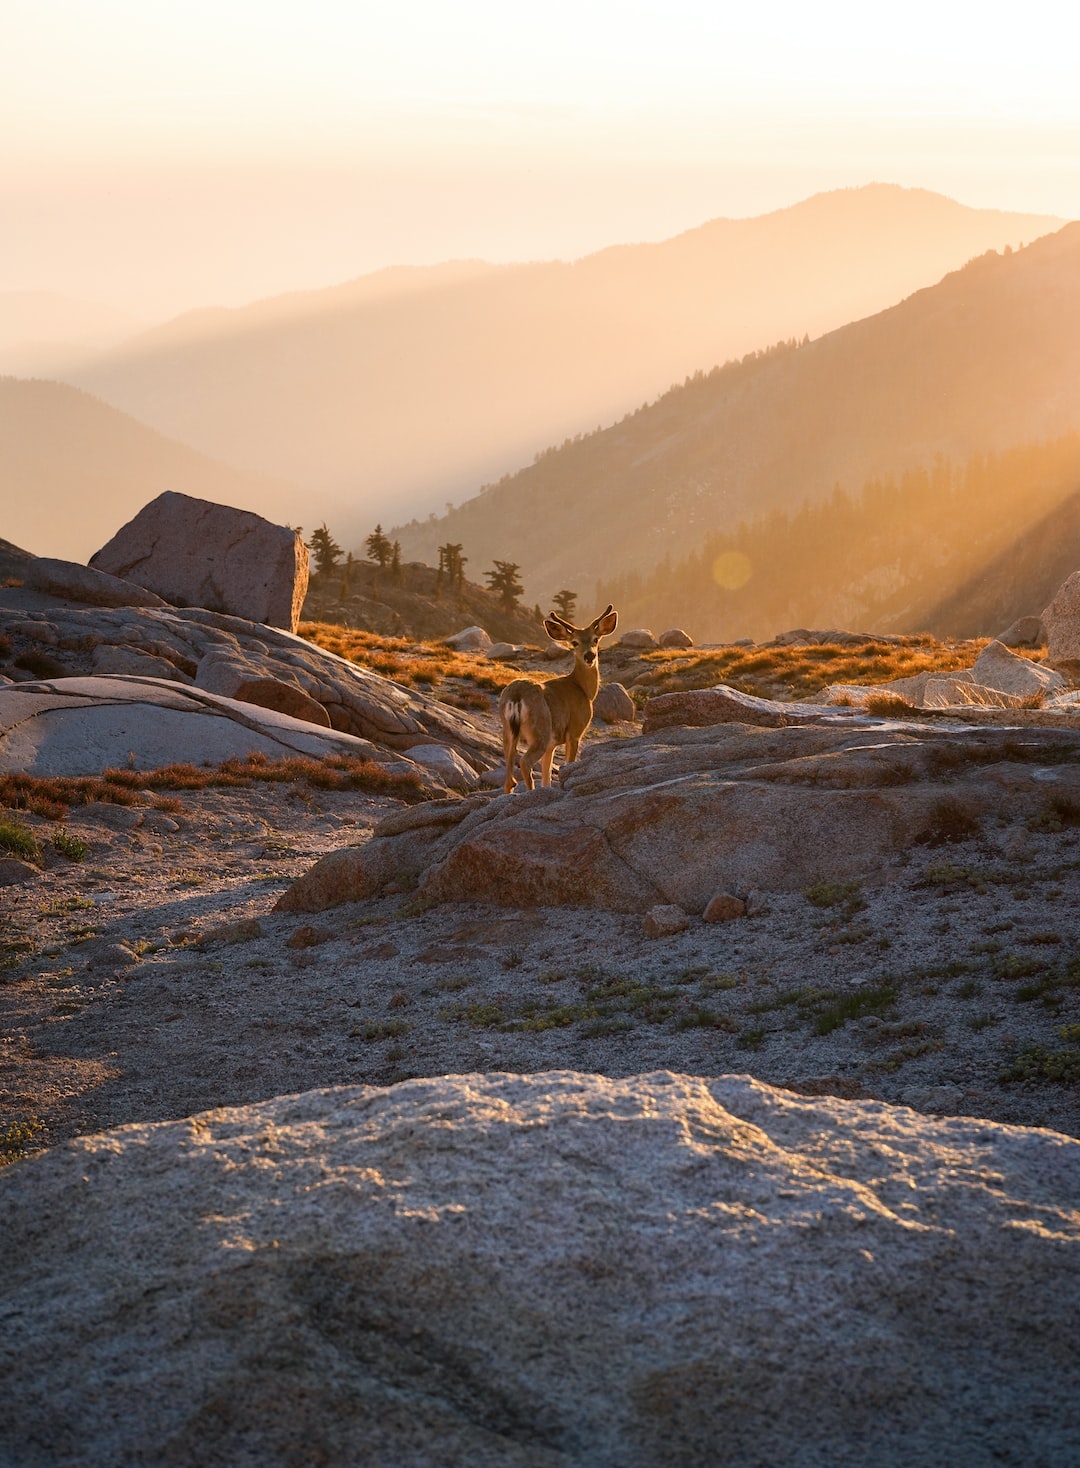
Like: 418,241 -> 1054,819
3,1 -> 1077,313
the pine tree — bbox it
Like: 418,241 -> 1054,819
485,560 -> 524,609
308,524 -> 342,576
391,541 -> 402,583
365,524 -> 392,568
552,589 -> 578,623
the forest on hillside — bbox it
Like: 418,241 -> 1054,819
595,435 -> 1080,643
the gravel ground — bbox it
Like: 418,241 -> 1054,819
3,772 -> 1079,1159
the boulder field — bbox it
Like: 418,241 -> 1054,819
0,600 -> 498,783
1,1072 -> 1076,1466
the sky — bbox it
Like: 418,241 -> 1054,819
3,0 -> 1079,319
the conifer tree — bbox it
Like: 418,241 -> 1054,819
485,560 -> 524,609
365,524 -> 392,568
552,589 -> 578,623
308,524 -> 342,576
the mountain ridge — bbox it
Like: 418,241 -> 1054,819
393,223 -> 1080,606
65,185 -> 1063,542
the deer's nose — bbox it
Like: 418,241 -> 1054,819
584,651 -> 596,665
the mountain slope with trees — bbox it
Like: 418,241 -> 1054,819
593,435 -> 1080,643
395,224 -> 1080,611
66,187 -> 1060,543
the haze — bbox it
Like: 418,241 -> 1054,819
4,2 -> 1079,317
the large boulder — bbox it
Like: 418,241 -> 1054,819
1,1073 -> 1077,1466
1043,570 -> 1080,671
90,491 -> 309,633
280,718 -> 1080,914
971,639 -> 1065,699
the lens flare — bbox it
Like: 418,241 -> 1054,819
712,550 -> 753,590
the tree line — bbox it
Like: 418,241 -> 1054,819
595,433 -> 1080,643
300,524 -> 579,618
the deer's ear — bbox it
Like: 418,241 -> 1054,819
593,606 -> 618,637
543,617 -> 574,644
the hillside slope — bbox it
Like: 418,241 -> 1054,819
0,378 -> 304,563
907,483 -> 1080,638
67,187 -> 1060,541
395,224 -> 1080,605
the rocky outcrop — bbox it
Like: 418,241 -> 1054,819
0,675 -> 439,785
90,491 -> 309,632
279,716 -> 1080,914
231,676 -> 333,728
643,685 -> 830,732
21,556 -> 168,610
0,602 -> 500,773
971,638 -> 1066,698
2,1072 -> 1077,1467
1043,569 -> 1080,670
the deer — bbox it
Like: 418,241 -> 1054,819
498,604 -> 619,793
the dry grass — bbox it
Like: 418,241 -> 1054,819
0,751 -> 427,819
299,621 -> 525,695
630,637 -> 987,702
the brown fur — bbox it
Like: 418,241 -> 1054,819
498,606 -> 618,792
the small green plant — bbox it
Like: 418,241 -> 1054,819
811,984 -> 897,1036
351,1018 -> 412,1042
0,818 -> 40,863
804,879 -> 865,913
916,797 -> 982,847
52,827 -> 89,862
675,1007 -> 738,1032
1003,1036 -> 1080,1084
967,1011 -> 1000,1031
735,1025 -> 767,1050
0,1117 -> 44,1166
993,953 -> 1047,981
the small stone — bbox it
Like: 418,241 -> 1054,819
84,940 -> 140,969
658,628 -> 694,649
285,925 -> 331,950
901,1085 -> 965,1114
199,918 -> 264,946
619,629 -> 657,650
0,857 -> 39,886
442,626 -> 492,652
592,683 -> 636,723
643,904 -> 690,937
702,892 -> 746,923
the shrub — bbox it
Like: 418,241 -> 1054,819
0,818 -> 40,863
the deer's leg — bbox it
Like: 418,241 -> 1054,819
539,744 -> 557,786
502,719 -> 518,794
564,735 -> 581,764
521,732 -> 549,789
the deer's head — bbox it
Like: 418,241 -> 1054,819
543,605 -> 618,667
